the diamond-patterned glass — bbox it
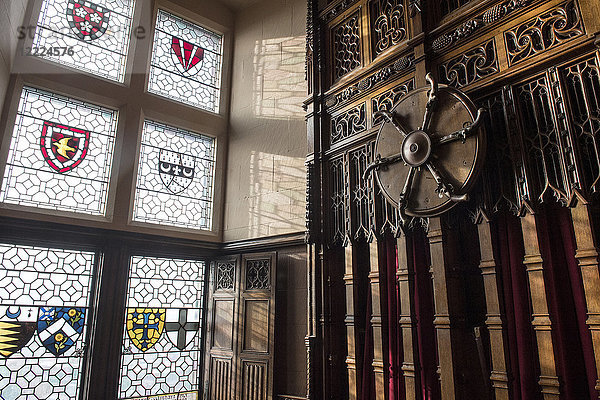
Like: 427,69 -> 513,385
33,0 -> 135,82
0,86 -> 118,215
132,120 -> 215,230
118,256 -> 205,399
148,9 -> 223,112
0,243 -> 96,400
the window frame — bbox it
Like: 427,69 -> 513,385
0,0 -> 233,397
146,7 -> 225,113
0,0 -> 232,242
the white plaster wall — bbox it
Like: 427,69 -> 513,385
224,0 -> 307,241
0,0 -> 28,113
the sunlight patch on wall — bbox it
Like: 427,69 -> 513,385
246,150 -> 305,237
253,36 -> 306,120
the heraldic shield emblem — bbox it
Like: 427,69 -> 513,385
158,149 -> 195,194
171,36 -> 205,76
0,306 -> 37,357
37,307 -> 85,356
40,121 -> 90,173
165,308 -> 200,351
66,0 -> 110,41
126,308 -> 166,352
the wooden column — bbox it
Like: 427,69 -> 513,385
427,217 -> 456,400
397,233 -> 419,400
477,218 -> 510,400
570,202 -> 600,399
520,213 -> 560,399
343,241 -> 360,400
369,237 -> 386,400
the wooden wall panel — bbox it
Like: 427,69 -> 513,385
243,300 -> 270,353
214,300 -> 235,350
210,357 -> 234,400
242,361 -> 268,400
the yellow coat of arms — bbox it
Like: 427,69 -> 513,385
126,308 -> 166,352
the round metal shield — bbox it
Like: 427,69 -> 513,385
374,84 -> 486,217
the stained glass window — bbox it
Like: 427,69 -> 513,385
0,243 -> 96,399
118,256 -> 205,400
148,9 -> 223,112
132,120 -> 215,230
33,0 -> 135,82
0,86 -> 118,215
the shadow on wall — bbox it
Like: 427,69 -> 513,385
225,29 -> 308,241
253,36 -> 306,120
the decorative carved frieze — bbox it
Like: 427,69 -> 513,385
371,78 -> 415,124
331,103 -> 367,144
246,259 -> 271,290
439,39 -> 499,88
327,54 -> 414,108
432,0 -> 532,53
216,261 -> 235,290
370,0 -> 407,58
333,12 -> 362,80
504,1 -> 584,65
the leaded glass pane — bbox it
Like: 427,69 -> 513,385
132,120 -> 215,230
118,256 -> 204,400
33,0 -> 135,82
148,9 -> 223,112
0,243 -> 96,399
0,87 -> 118,215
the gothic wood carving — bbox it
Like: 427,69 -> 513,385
331,103 -> 367,144
504,1 -> 584,66
370,0 -> 407,58
372,78 -> 416,125
439,39 -> 499,89
333,12 -> 362,80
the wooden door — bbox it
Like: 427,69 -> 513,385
237,253 -> 276,400
204,257 -> 240,400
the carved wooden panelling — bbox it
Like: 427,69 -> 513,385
370,0 -> 406,58
242,361 -> 268,400
515,76 -> 567,202
243,300 -> 270,352
560,56 -> 600,195
209,357 -> 232,400
439,39 -> 499,88
329,54 -> 414,108
349,144 -> 373,239
432,0 -> 534,53
333,12 -> 362,80
504,1 -> 584,65
246,259 -> 271,290
216,261 -> 235,291
330,156 -> 347,244
213,300 -> 235,350
331,103 -> 367,144
478,92 -> 520,213
371,78 -> 415,124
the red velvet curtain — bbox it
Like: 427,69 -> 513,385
411,228 -> 440,400
494,211 -> 541,400
493,207 -> 598,400
536,204 -> 597,400
385,235 -> 403,400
